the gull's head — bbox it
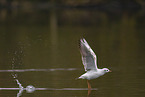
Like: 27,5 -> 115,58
102,68 -> 111,73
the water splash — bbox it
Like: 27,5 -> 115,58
0,68 -> 98,93
26,85 -> 35,93
12,73 -> 24,97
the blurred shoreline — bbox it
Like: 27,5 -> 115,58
0,0 -> 145,26
0,1 -> 144,10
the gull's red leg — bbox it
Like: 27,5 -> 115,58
87,80 -> 92,96
87,80 -> 91,89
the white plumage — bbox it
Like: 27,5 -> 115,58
78,38 -> 111,88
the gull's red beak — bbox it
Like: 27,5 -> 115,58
109,70 -> 112,72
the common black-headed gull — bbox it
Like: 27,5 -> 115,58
78,38 -> 111,89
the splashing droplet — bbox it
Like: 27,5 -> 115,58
26,85 -> 35,93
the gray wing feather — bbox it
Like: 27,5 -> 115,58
79,38 -> 98,71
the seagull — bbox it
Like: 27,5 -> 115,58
77,38 -> 111,89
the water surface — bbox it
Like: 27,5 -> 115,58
0,6 -> 145,97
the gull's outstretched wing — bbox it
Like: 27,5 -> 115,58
79,38 -> 98,71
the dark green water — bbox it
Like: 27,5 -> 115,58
0,8 -> 145,97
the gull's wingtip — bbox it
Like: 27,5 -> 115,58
80,37 -> 87,43
80,38 -> 84,42
79,38 -> 85,47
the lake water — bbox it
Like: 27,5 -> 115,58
0,6 -> 145,97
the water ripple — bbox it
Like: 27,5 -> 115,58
0,88 -> 98,91
0,68 -> 78,72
